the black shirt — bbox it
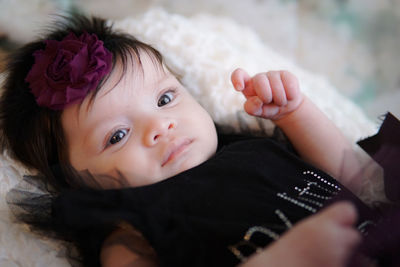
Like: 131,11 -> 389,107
53,134 -> 373,266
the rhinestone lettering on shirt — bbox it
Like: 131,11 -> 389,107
229,170 -> 343,262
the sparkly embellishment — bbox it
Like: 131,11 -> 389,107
297,196 -> 323,207
230,169 -> 344,262
244,226 -> 280,241
275,209 -> 292,228
229,241 -> 262,262
277,192 -> 317,213
357,220 -> 376,234
300,191 -> 331,200
294,181 -> 317,196
303,179 -> 336,194
277,170 -> 343,214
229,226 -> 280,262
303,170 -> 342,191
229,210 -> 294,262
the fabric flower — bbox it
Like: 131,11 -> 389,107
25,32 -> 112,110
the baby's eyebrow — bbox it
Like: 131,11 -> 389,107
157,72 -> 176,85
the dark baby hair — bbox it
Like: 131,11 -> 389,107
0,14 -> 164,191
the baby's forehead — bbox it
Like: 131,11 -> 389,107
121,49 -> 169,83
130,48 -> 166,73
72,51 -> 174,123
94,49 -> 168,96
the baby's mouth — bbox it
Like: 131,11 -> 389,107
161,138 -> 193,167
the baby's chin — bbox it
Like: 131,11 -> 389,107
163,151 -> 215,181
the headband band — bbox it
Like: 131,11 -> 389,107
25,32 -> 112,110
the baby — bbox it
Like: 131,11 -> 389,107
0,15 -> 365,267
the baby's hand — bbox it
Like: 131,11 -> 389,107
280,202 -> 361,267
241,202 -> 362,267
231,68 -> 303,121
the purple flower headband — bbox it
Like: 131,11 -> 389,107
25,32 -> 112,110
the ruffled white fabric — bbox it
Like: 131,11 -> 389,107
0,9 -> 384,266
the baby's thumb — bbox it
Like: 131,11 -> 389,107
322,201 -> 358,227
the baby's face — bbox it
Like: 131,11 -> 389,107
62,51 -> 218,188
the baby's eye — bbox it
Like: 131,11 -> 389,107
107,129 -> 128,146
158,91 -> 175,107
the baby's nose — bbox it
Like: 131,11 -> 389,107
144,118 -> 175,146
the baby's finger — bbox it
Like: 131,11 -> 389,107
341,227 -> 362,248
243,96 -> 263,116
253,73 -> 272,104
322,202 -> 358,226
244,98 -> 280,119
260,103 -> 280,119
267,71 -> 287,106
231,68 -> 251,92
280,71 -> 300,101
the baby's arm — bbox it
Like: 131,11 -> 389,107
101,226 -> 158,267
239,202 -> 361,267
232,69 -> 361,190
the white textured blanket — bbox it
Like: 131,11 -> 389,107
0,9 -> 384,266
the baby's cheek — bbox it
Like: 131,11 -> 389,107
125,171 -> 160,188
